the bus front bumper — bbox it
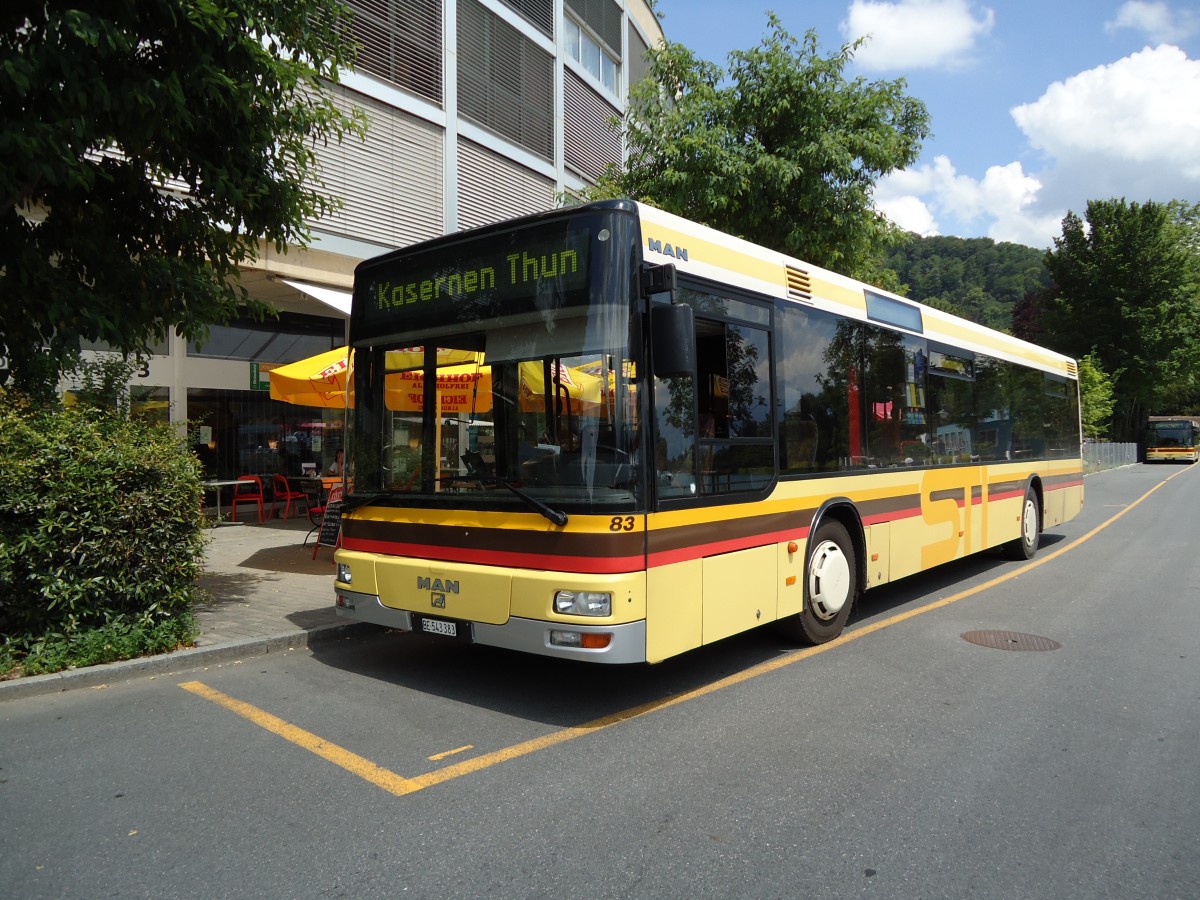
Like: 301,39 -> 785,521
334,589 -> 647,664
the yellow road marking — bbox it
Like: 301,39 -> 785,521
179,681 -> 418,797
428,744 -> 474,761
182,466 -> 1186,797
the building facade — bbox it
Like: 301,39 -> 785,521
98,0 -> 663,480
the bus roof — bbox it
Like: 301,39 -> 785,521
635,202 -> 1078,380
351,198 -> 1077,380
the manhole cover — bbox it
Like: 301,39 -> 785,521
962,630 -> 1061,651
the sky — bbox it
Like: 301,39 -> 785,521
651,0 -> 1200,248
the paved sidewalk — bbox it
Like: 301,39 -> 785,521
193,515 -> 342,647
1,513 -> 364,701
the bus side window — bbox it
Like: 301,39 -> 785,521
696,326 -> 728,438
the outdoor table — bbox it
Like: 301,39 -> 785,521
297,476 -> 330,497
298,476 -> 343,502
203,479 -> 245,526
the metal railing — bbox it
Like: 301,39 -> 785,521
1083,441 -> 1138,473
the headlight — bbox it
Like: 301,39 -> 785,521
336,563 -> 352,584
554,590 -> 611,617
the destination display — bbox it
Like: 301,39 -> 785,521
353,220 -> 595,335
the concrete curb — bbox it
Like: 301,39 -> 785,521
0,621 -> 377,703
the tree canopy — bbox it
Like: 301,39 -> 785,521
586,15 -> 930,278
0,0 -> 361,396
1041,199 -> 1200,440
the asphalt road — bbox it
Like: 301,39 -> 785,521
2,463 -> 1198,899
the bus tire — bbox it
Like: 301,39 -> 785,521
781,519 -> 857,645
1002,486 -> 1040,560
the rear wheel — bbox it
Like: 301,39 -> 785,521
1003,486 -> 1041,560
780,519 -> 857,645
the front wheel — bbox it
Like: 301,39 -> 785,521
779,519 -> 857,645
1002,486 -> 1041,560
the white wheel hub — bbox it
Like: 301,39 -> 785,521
808,539 -> 850,621
1022,498 -> 1037,544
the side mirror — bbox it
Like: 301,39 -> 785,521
651,302 -> 694,378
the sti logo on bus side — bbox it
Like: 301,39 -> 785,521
646,237 -> 688,261
417,576 -> 459,609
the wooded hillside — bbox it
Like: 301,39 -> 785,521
883,235 -> 1049,333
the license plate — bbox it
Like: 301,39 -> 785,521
420,617 -> 457,637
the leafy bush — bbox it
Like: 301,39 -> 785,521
10,612 -> 198,676
0,397 -> 206,674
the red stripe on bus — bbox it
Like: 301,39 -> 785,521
1046,478 -> 1083,490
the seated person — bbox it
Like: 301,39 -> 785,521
326,449 -> 344,476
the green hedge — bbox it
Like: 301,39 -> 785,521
0,400 -> 206,669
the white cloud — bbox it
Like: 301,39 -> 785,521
1104,2 -> 1200,43
875,156 -> 975,233
841,0 -> 995,71
878,45 -> 1200,248
877,156 -> 1061,247
1012,45 -> 1200,181
977,164 -> 1063,247
876,193 -> 941,236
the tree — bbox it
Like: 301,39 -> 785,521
0,1 -> 362,396
1011,286 -> 1052,346
1042,199 -> 1200,440
585,15 -> 929,278
1078,352 -> 1117,440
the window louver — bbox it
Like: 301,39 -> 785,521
565,0 -> 621,56
458,0 -> 554,161
786,265 -> 813,303
626,20 -> 650,92
457,138 -> 554,230
347,0 -> 442,105
499,0 -> 554,37
307,85 -> 444,247
564,70 -> 621,181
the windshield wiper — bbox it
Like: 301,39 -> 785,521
502,480 -> 568,527
448,474 -> 567,526
471,478 -> 567,527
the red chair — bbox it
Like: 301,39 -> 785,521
231,475 -> 267,523
271,474 -> 308,520
304,496 -> 325,547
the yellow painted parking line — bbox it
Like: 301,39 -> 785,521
179,680 -> 418,797
181,467 -> 1186,797
428,745 -> 474,761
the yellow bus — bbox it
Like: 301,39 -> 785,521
1143,416 -> 1200,463
332,200 -> 1083,663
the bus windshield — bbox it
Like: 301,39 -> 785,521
347,207 -> 642,514
1146,420 -> 1193,447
